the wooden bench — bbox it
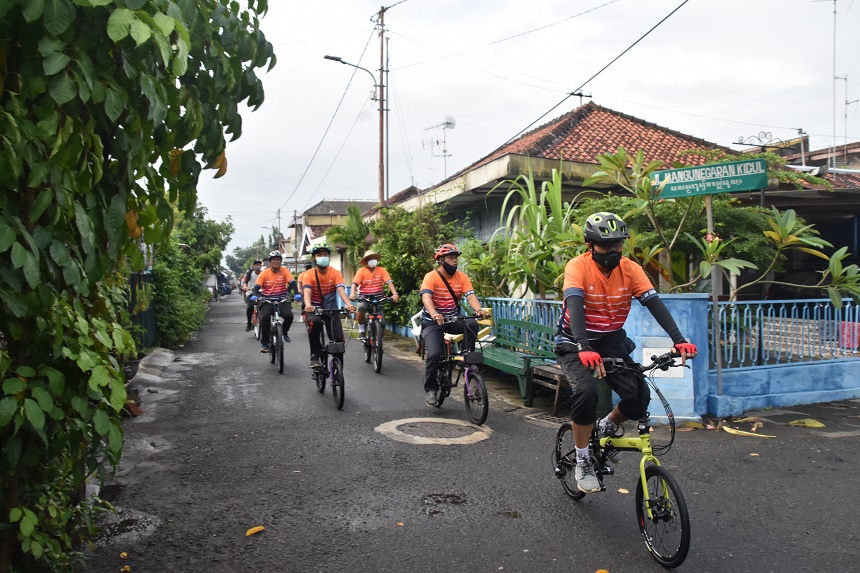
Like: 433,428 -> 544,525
529,362 -> 613,418
480,318 -> 557,401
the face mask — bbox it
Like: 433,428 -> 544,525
367,259 -> 378,268
592,250 -> 622,270
442,262 -> 458,275
253,265 -> 261,272
316,257 -> 330,268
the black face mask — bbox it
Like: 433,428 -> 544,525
442,262 -> 458,275
592,250 -> 622,270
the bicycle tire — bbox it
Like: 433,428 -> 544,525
463,369 -> 488,425
253,309 -> 260,339
331,358 -> 345,410
314,367 -> 326,393
269,323 -> 277,365
276,324 -> 284,374
553,422 -> 586,500
363,322 -> 372,363
434,361 -> 449,408
372,321 -> 383,374
635,464 -> 690,568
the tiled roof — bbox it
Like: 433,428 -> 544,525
304,199 -> 377,216
306,225 -> 329,239
460,101 -> 732,177
824,171 -> 860,189
785,141 -> 860,163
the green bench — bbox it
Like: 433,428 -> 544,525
480,318 -> 558,402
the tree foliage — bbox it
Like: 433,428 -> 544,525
225,234 -> 268,276
0,1 -> 274,569
326,205 -> 370,274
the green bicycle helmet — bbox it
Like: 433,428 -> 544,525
584,212 -> 630,243
311,243 -> 331,256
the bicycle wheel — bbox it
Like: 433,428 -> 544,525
371,322 -> 383,374
463,369 -> 489,425
269,324 -> 276,365
363,322 -> 372,363
276,324 -> 285,374
635,464 -> 690,568
553,422 -> 586,500
331,358 -> 345,410
434,361 -> 449,407
314,366 -> 326,393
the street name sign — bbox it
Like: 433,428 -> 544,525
652,158 -> 768,199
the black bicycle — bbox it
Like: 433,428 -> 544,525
429,315 -> 491,425
260,298 -> 286,374
552,351 -> 691,568
310,308 -> 348,410
355,295 -> 391,374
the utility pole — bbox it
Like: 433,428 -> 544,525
377,6 -> 386,207
293,210 -> 298,273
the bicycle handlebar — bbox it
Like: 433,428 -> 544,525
355,295 -> 392,305
602,350 -> 682,373
441,313 -> 485,323
311,308 -> 349,316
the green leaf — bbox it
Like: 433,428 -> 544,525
49,241 -> 71,266
15,366 -> 36,377
30,387 -> 54,413
23,251 -> 40,289
49,72 -> 77,105
92,408 -> 110,435
22,0 -> 45,22
110,378 -> 126,412
43,368 -> 65,396
94,328 -> 113,349
11,242 -> 28,269
42,51 -> 71,76
0,397 -> 19,427
23,399 -> 45,430
130,18 -> 152,46
44,0 -> 76,36
88,365 -> 110,389
108,421 -> 123,454
153,12 -> 175,36
8,507 -> 22,523
0,223 -> 15,252
19,514 -> 36,537
107,8 -> 134,42
104,87 -> 124,122
28,189 -> 54,222
30,540 -> 43,559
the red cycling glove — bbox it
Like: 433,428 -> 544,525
674,342 -> 697,356
578,350 -> 602,368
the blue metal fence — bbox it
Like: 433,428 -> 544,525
483,297 -> 562,327
711,298 -> 860,371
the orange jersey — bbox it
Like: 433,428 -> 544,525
419,269 -> 474,319
352,266 -> 392,297
302,267 -> 345,306
255,267 -> 294,298
557,252 -> 656,341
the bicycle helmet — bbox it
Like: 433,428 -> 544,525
311,243 -> 331,256
583,212 -> 630,243
434,243 -> 461,261
268,250 -> 282,260
253,259 -> 263,265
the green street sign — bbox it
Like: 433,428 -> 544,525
652,158 -> 768,199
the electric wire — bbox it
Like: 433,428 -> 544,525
277,28 -> 376,213
390,66 -> 416,186
500,0 -> 692,147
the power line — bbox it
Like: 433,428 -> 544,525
501,0 -> 692,147
277,28 -> 376,213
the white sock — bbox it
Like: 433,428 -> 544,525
359,326 -> 365,334
599,415 -> 613,429
576,447 -> 590,463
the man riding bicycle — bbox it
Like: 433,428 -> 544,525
419,244 -> 488,407
243,259 -> 263,332
302,243 -> 355,368
250,250 -> 299,352
350,249 -> 400,339
554,212 -> 697,493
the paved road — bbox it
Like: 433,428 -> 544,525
87,294 -> 860,572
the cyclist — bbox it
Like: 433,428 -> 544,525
302,244 -> 355,368
419,244 -> 488,407
250,250 -> 299,352
349,249 -> 400,339
554,212 -> 697,493
296,261 -> 313,323
242,259 -> 263,332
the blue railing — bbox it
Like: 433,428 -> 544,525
711,298 -> 860,371
483,297 -> 562,327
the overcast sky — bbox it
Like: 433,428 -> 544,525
197,0 -> 860,256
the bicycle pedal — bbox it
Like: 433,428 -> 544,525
554,465 -> 567,478
598,466 -> 615,476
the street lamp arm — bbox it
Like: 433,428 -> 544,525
323,55 -> 377,86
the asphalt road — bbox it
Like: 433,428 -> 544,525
86,294 -> 860,573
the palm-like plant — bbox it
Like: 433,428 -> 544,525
325,206 -> 371,273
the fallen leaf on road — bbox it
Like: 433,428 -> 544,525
722,427 -> 776,438
787,418 -> 825,428
120,552 -> 127,558
679,421 -> 704,430
751,422 -> 764,432
396,522 -> 404,527
120,567 -> 131,572
749,453 -> 760,457
732,417 -> 761,423
245,526 -> 265,537
596,569 -> 610,573
618,488 -> 629,494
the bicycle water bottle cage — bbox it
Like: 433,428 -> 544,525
326,341 -> 345,354
463,351 -> 483,365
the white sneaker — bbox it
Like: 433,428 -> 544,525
599,419 -> 623,463
574,459 -> 601,493
425,391 -> 438,407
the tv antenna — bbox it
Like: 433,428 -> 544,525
424,116 -> 455,182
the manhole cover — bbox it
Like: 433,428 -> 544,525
375,418 -> 492,445
397,422 -> 476,439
